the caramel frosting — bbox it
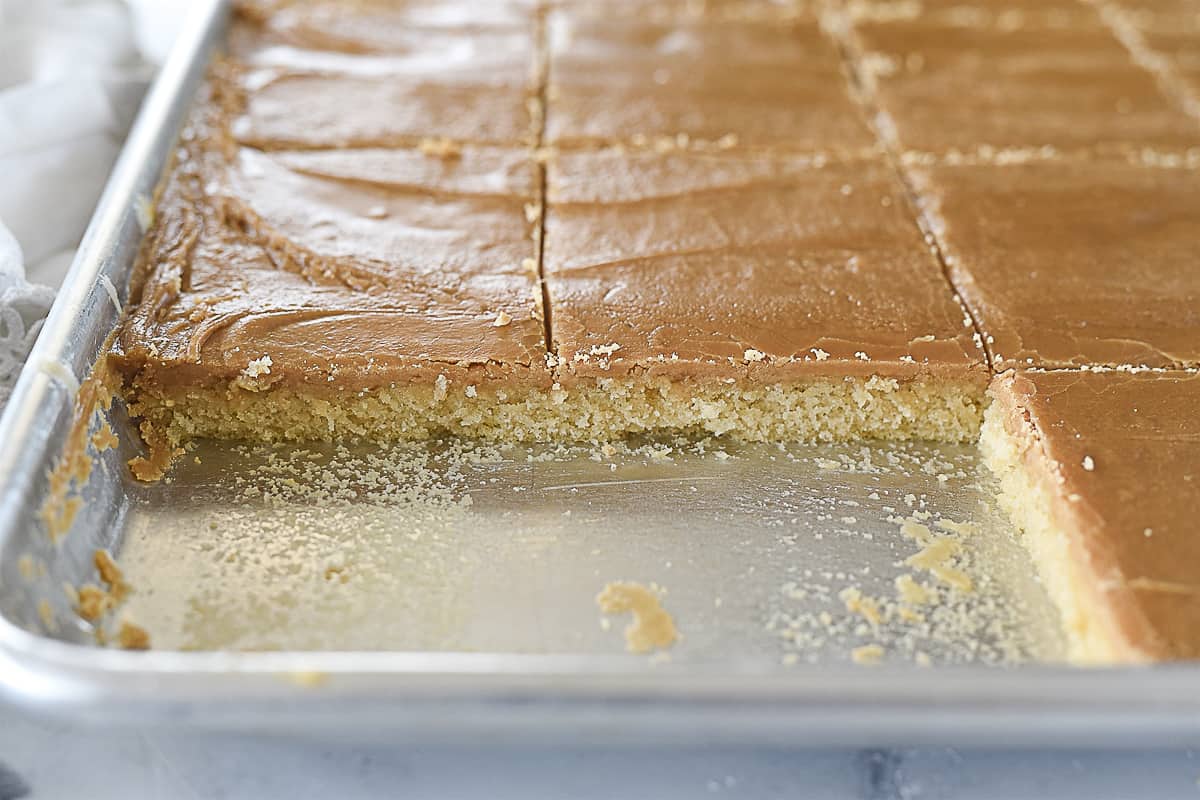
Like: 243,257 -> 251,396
119,0 -> 1200,395
911,161 -> 1200,369
228,13 -> 538,149
545,11 -> 878,152
1143,28 -> 1200,94
848,0 -> 1108,29
240,0 -> 537,41
852,10 -> 1200,154
114,111 -> 548,392
991,369 -> 1200,660
1134,14 -> 1200,102
543,148 -> 986,383
551,0 -> 820,23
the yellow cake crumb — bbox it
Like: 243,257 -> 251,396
117,621 -> 151,650
895,574 -> 933,606
76,584 -> 112,621
287,671 -> 329,688
94,549 -> 130,602
37,600 -> 57,632
17,555 -> 36,580
906,540 -> 974,593
900,518 -> 975,592
91,423 -> 120,452
851,643 -> 885,664
596,581 -> 678,654
839,587 -> 883,628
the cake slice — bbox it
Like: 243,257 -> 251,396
111,94 -> 554,450
541,147 -> 989,442
983,369 -> 1200,662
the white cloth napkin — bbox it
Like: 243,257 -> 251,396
0,0 -> 187,407
0,219 -> 55,405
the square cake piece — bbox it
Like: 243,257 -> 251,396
847,4 -> 1200,154
910,160 -> 1200,369
227,11 -> 539,148
113,94 -> 552,455
541,148 -> 988,442
984,369 -> 1200,662
545,10 -> 878,152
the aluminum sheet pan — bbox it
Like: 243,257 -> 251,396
2,0 -> 1200,748
113,437 -> 1062,661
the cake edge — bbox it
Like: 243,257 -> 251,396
979,380 -> 1155,665
122,370 -> 987,453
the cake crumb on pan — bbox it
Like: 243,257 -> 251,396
596,581 -> 678,654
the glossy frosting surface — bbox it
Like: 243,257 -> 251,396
913,161 -> 1200,369
546,11 -> 878,152
116,86 -> 547,390
228,7 -> 538,148
121,0 -> 1200,392
544,148 -> 984,381
853,9 -> 1200,154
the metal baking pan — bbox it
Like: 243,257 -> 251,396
2,0 -> 1199,747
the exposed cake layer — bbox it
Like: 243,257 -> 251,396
910,160 -> 1200,369
543,147 -> 988,384
126,374 -> 985,446
983,369 -> 1200,662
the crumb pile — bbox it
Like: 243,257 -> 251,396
118,442 -> 483,651
764,443 -> 1063,667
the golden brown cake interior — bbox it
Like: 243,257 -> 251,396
127,373 -> 986,446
